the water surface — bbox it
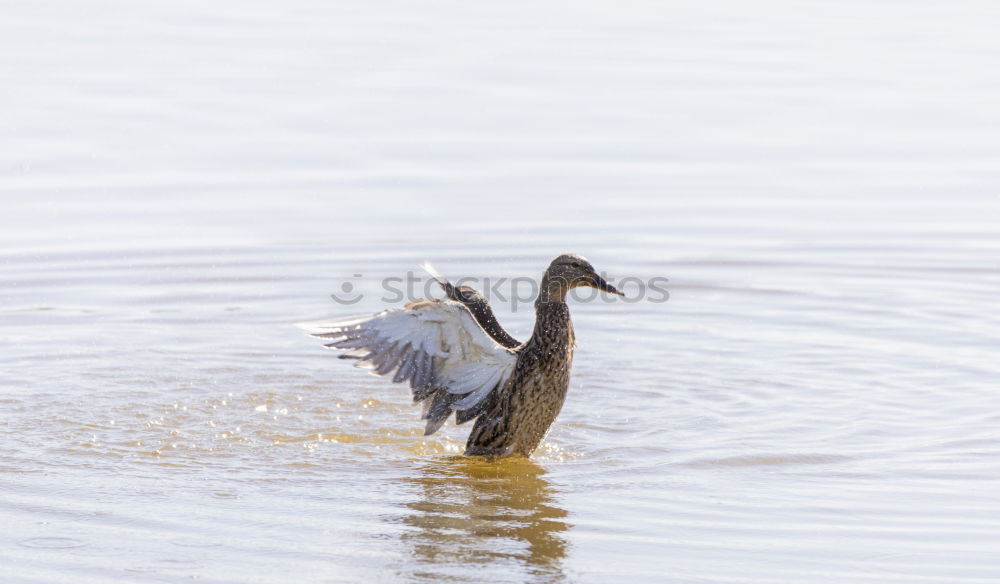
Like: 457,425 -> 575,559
3,1 -> 1000,582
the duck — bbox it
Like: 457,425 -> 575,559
298,253 -> 623,457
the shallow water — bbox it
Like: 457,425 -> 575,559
3,1 -> 1000,582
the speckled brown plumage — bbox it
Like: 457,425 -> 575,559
465,300 -> 575,456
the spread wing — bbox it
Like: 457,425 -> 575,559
420,262 -> 521,349
297,299 -> 517,435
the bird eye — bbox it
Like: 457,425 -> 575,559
570,262 -> 580,268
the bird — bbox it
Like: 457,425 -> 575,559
297,253 -> 623,457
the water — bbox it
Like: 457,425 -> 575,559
3,1 -> 1000,582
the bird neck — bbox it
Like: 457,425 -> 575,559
535,272 -> 570,306
529,299 -> 574,352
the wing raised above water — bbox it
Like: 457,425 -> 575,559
419,262 -> 522,349
297,299 -> 517,435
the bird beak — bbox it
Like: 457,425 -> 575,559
590,273 -> 625,296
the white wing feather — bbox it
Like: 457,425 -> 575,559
297,299 -> 516,435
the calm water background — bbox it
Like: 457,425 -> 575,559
3,1 -> 1000,582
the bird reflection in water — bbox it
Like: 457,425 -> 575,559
398,456 -> 570,582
